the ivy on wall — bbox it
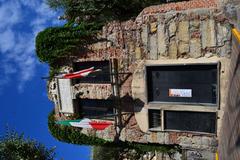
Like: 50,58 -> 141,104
35,23 -> 100,65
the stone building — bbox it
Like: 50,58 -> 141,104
48,0 -> 239,159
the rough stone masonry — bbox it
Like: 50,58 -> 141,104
48,0 -> 234,159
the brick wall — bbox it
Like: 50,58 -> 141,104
138,0 -> 218,16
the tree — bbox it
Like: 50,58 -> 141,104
46,0 -> 168,23
35,26 -> 96,64
0,130 -> 55,160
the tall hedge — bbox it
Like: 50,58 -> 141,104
35,25 -> 97,64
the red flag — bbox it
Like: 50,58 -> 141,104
89,121 -> 113,130
56,118 -> 113,130
56,67 -> 101,79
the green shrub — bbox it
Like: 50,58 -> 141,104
0,130 -> 55,160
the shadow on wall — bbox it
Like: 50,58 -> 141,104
120,94 -> 145,113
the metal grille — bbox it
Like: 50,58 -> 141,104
148,109 -> 161,129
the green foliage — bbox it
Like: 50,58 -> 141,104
48,111 -> 180,154
0,130 -> 55,160
48,66 -> 60,80
35,25 -> 97,64
48,111 -> 110,146
47,0 -> 168,23
92,146 -> 122,160
37,0 -> 184,65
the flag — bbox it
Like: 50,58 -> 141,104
56,67 -> 101,79
55,118 -> 112,130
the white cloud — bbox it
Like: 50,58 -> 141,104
19,0 -> 39,9
0,29 -> 15,52
0,0 -> 22,30
36,2 -> 57,18
3,63 -> 17,74
0,0 -> 61,93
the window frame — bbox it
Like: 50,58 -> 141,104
145,62 -> 220,108
163,110 -> 217,135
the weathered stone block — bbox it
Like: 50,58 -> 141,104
178,42 -> 189,55
151,132 -> 158,142
217,41 -> 231,57
146,133 -> 153,143
148,34 -> 158,60
192,136 -> 202,146
127,42 -> 135,53
186,150 -> 215,160
150,22 -> 157,33
169,21 -> 177,37
141,24 -> 149,48
190,38 -> 202,58
107,32 -> 117,44
217,23 -> 231,46
120,128 -> 126,141
169,40 -> 178,59
190,20 -> 200,29
179,136 -> 192,147
201,137 -> 211,146
135,47 -> 142,59
157,23 -> 168,56
156,132 -> 165,144
164,133 -> 169,144
201,19 -> 217,49
178,21 -> 190,42
91,42 -> 106,50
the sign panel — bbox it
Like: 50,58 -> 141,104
169,89 -> 192,98
58,79 -> 74,113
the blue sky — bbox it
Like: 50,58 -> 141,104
0,0 -> 91,159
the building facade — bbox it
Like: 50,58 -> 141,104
48,0 -> 238,159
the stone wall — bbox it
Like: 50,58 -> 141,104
218,29 -> 240,160
72,7 -> 232,102
49,1 -> 233,157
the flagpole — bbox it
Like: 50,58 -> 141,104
110,58 -> 122,142
88,112 -> 132,119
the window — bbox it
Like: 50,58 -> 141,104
73,61 -> 111,83
78,99 -> 114,119
146,64 -> 218,105
164,111 -> 216,133
148,109 -> 161,129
